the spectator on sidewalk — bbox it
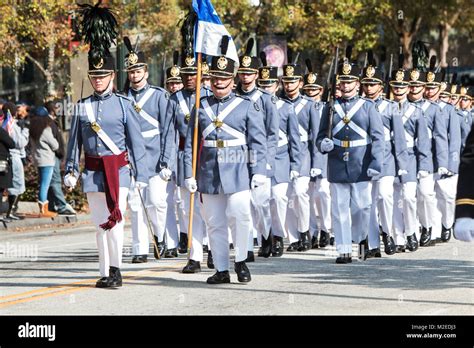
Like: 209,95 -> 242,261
2,102 -> 28,221
29,106 -> 59,218
15,101 -> 30,164
44,101 -> 76,216
0,108 -> 16,220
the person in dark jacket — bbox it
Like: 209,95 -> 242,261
0,109 -> 16,213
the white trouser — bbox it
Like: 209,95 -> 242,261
201,190 -> 252,272
286,176 -> 310,243
435,174 -> 458,230
175,187 -> 187,234
330,182 -> 372,255
181,187 -> 208,262
270,183 -> 290,239
250,177 -> 272,245
368,176 -> 394,249
150,176 -> 179,249
87,188 -> 129,277
393,181 -> 418,244
417,174 -> 436,229
309,178 -> 332,237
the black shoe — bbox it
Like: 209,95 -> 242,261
153,235 -> 165,259
234,261 -> 251,283
246,251 -> 255,263
260,232 -> 273,258
382,232 -> 396,255
206,271 -> 230,284
366,248 -> 382,258
329,236 -> 335,246
207,250 -> 215,269
229,243 -> 234,250
420,226 -> 432,246
107,267 -> 122,288
435,238 -> 442,244
406,233 -> 419,251
178,232 -> 188,254
297,231 -> 311,251
182,260 -> 201,273
319,231 -> 329,248
257,247 -> 263,257
271,236 -> 284,257
131,255 -> 148,263
203,245 -> 209,253
95,277 -> 109,288
441,225 -> 452,242
358,239 -> 369,260
311,235 -> 319,249
395,245 -> 406,253
164,248 -> 178,258
6,213 -> 24,220
287,241 -> 300,252
253,238 -> 259,247
336,254 -> 352,264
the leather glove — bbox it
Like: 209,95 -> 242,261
251,174 -> 267,189
290,170 -> 299,181
437,167 -> 449,176
159,167 -> 172,181
367,168 -> 380,178
135,181 -> 148,189
417,170 -> 429,179
454,218 -> 474,242
184,177 -> 197,193
64,173 -> 77,188
310,168 -> 322,178
321,138 -> 334,153
398,169 -> 408,176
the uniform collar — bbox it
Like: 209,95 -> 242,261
340,94 -> 359,103
130,82 -> 149,94
213,91 -> 234,103
409,97 -> 425,104
283,93 -> 301,102
237,84 -> 257,96
93,88 -> 113,101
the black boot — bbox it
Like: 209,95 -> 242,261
298,231 -> 311,251
329,236 -> 335,246
382,232 -> 396,255
206,271 -> 230,284
253,238 -> 259,246
106,267 -> 122,288
319,231 -> 329,248
6,195 -> 23,221
366,248 -> 382,258
358,238 -> 369,260
420,226 -> 432,246
164,248 -> 178,258
182,259 -> 201,273
131,255 -> 148,263
95,277 -> 109,288
287,241 -> 300,252
336,253 -> 352,264
441,225 -> 452,242
153,235 -> 165,259
260,232 -> 273,258
234,261 -> 251,282
245,251 -> 255,262
207,250 -> 215,269
178,232 -> 188,254
311,235 -> 319,249
271,236 -> 284,257
406,233 -> 419,251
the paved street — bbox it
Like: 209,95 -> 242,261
0,220 -> 472,315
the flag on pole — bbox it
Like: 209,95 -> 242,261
192,0 -> 239,64
2,110 -> 14,136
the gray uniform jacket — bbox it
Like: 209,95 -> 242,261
65,90 -> 147,192
236,86 -> 279,178
316,96 -> 385,183
311,100 -> 328,179
183,92 -> 267,194
458,109 -> 473,152
437,101 -> 461,174
272,98 -> 302,185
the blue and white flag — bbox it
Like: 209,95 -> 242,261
192,0 -> 239,64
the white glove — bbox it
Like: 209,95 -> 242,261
310,168 -> 322,178
321,138 -> 334,153
64,173 -> 77,188
159,167 -> 172,181
437,167 -> 449,176
367,168 -> 379,178
184,177 -> 197,193
454,218 -> 474,242
251,174 -> 267,189
135,181 -> 148,189
266,163 -> 272,171
417,170 -> 429,179
398,169 -> 408,176
290,170 -> 299,181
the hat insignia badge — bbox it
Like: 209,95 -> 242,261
261,68 -> 270,79
202,62 -> 209,74
395,70 -> 404,82
185,56 -> 195,67
366,66 -> 375,78
217,56 -> 228,70
440,82 -> 447,91
308,73 -> 317,84
410,70 -> 420,81
242,56 -> 251,67
128,52 -> 138,66
460,87 -> 467,95
427,71 -> 435,83
170,66 -> 180,77
342,63 -> 351,75
93,58 -> 104,69
286,66 -> 294,77
451,85 -> 457,94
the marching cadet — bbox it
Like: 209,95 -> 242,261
235,39 -> 279,260
257,53 -> 302,257
423,62 -> 461,244
302,59 -> 332,249
281,51 -> 321,252
165,52 -> 184,94
65,2 -> 147,288
201,57 -> 212,90
407,64 -> 449,247
122,37 -> 172,263
360,60 -> 408,256
456,87 -> 473,151
183,37 -> 267,284
316,58 -> 385,264
391,68 -> 431,251
162,50 -> 210,273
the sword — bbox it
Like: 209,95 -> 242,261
67,78 -> 84,193
327,46 -> 339,138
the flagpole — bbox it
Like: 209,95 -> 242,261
187,52 -> 202,256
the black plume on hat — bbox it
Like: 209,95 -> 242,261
173,51 -> 179,66
245,38 -> 254,56
429,55 -> 437,72
221,36 -> 229,56
345,45 -> 353,62
305,58 -> 313,73
77,1 -> 118,58
180,8 -> 198,61
260,51 -> 267,66
123,36 -> 133,53
367,50 -> 375,67
398,46 -> 404,69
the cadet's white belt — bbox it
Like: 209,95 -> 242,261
203,139 -> 247,148
384,127 -> 392,142
278,129 -> 288,147
333,138 -> 371,148
141,129 -> 160,138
